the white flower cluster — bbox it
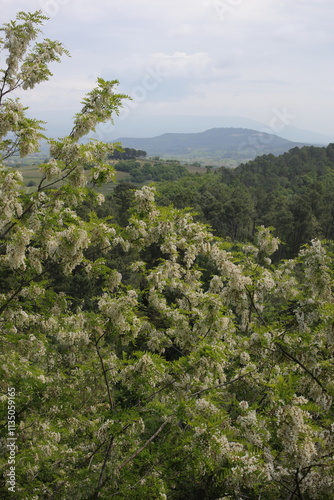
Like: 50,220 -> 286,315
300,470 -> 334,498
127,219 -> 148,242
55,325 -> 90,346
27,247 -> 43,274
211,244 -> 252,328
237,408 -> 270,448
293,302 -> 319,334
96,419 -> 114,441
134,186 -> 156,214
98,291 -> 140,342
155,214 -> 213,268
146,327 -> 172,354
276,400 -> 317,467
242,244 -> 259,258
251,268 -> 277,312
3,20 -> 35,89
6,226 -> 34,269
0,100 -> 24,137
299,239 -> 332,301
272,262 -> 298,299
0,168 -> 23,228
120,353 -> 166,391
211,245 -> 252,291
184,244 -> 198,268
256,226 -> 280,255
195,398 -> 220,415
160,237 -> 178,262
70,80 -> 127,141
130,261 -> 146,272
112,235 -> 131,252
91,223 -> 116,252
69,166 -> 87,188
89,163 -> 115,184
49,139 -> 81,164
105,270 -> 122,291
147,261 -> 183,292
95,192 -> 105,205
20,40 -> 65,90
40,159 -> 61,180
46,225 -> 90,274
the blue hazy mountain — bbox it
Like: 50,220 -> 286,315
107,114 -> 332,145
111,127 -> 310,164
36,109 -> 332,147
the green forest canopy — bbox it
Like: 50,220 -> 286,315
155,144 -> 334,258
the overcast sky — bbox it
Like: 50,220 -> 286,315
2,0 -> 334,141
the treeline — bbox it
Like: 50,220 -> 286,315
154,144 -> 334,258
113,158 -> 189,182
108,146 -> 147,160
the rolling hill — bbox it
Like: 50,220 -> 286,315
112,127 -> 308,165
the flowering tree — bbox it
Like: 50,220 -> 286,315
1,11 -> 334,500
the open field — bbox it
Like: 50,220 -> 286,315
13,165 -> 133,193
10,160 -> 210,196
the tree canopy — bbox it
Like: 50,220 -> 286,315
108,147 -> 147,160
157,145 -> 334,258
1,11 -> 334,500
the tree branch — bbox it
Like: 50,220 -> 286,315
244,285 -> 327,394
98,435 -> 114,488
118,420 -> 169,471
277,343 -> 327,393
37,164 -> 79,191
94,338 -> 115,411
0,266 -> 50,315
190,365 -> 260,397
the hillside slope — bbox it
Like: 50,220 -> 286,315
113,127 -> 308,165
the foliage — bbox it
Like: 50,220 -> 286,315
113,159 -> 141,172
108,147 -> 147,160
129,160 -> 189,183
113,159 -> 189,183
157,145 -> 334,258
0,10 -> 69,161
1,11 -> 334,500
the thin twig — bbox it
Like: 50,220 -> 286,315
277,343 -> 326,393
97,436 -> 114,488
118,420 -> 169,471
190,366 -> 260,397
94,340 -> 115,411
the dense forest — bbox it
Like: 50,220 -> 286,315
113,158 -> 189,183
1,11 -> 334,500
154,144 -> 334,258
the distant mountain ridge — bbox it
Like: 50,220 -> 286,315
112,127 -> 309,165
